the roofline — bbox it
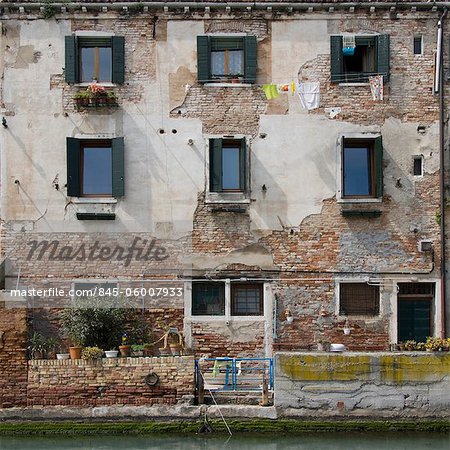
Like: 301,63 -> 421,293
1,1 -> 448,14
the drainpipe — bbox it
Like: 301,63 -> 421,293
437,9 -> 448,338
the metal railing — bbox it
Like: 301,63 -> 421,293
195,357 -> 274,392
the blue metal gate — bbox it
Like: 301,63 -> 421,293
195,357 -> 274,392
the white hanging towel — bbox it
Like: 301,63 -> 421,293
297,82 -> 320,110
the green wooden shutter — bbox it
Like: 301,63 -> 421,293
374,136 -> 383,198
66,137 -> 81,197
112,36 -> 125,84
377,34 -> 390,82
210,139 -> 222,192
112,137 -> 125,197
330,36 -> 343,83
65,36 -> 78,84
244,36 -> 257,84
239,138 -> 247,191
197,36 -> 210,83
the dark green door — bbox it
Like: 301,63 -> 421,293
398,300 -> 431,342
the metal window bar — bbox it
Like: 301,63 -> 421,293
196,357 -> 274,392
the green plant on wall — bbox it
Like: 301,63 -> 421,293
435,209 -> 441,226
42,0 -> 57,19
61,296 -> 154,350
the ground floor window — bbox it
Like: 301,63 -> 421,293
192,280 -> 263,317
339,282 -> 380,316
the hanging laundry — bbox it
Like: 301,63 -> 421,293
297,82 -> 320,110
342,35 -> 356,56
262,84 -> 279,100
369,75 -> 384,101
277,84 -> 290,93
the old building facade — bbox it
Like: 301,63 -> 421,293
0,0 -> 449,386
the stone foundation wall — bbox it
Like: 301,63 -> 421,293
27,356 -> 194,407
275,352 -> 450,417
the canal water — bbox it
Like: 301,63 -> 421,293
0,432 -> 448,450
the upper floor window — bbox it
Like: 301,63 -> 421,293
330,35 -> 390,83
66,137 -> 124,198
341,136 -> 383,199
65,35 -> 125,84
209,138 -> 247,193
197,35 -> 257,84
413,36 -> 423,55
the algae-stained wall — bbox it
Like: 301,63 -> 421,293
275,352 -> 450,417
0,6 -> 447,356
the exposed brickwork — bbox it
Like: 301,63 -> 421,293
300,17 -> 440,125
174,86 -> 267,135
27,356 -> 194,407
0,304 -> 28,408
191,322 -> 265,358
204,19 -> 269,40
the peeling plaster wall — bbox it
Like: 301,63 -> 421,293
0,11 -> 447,358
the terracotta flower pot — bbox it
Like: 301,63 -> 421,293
69,346 -> 82,360
119,345 -> 131,357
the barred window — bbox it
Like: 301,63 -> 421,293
231,284 -> 263,316
192,282 -> 225,316
339,283 -> 380,316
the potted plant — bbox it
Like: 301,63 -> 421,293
28,332 -> 45,359
61,298 -> 130,359
87,82 -> 107,106
131,344 -> 144,357
45,336 -> 60,359
56,349 -> 70,360
81,346 -> 104,361
105,349 -> 119,358
119,333 -> 131,357
73,90 -> 91,107
143,343 -> 154,357
425,336 -> 444,352
230,73 -> 243,84
106,90 -> 117,106
404,340 -> 417,351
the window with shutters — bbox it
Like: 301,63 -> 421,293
209,138 -> 247,193
66,137 -> 125,198
340,136 -> 383,200
197,35 -> 257,84
65,35 -> 125,84
339,283 -> 380,316
330,35 -> 390,83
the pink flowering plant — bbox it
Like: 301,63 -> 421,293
87,82 -> 107,97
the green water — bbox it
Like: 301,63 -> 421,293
0,433 -> 448,450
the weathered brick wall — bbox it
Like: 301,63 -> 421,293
0,303 -> 28,408
27,356 -> 194,407
191,322 -> 265,358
